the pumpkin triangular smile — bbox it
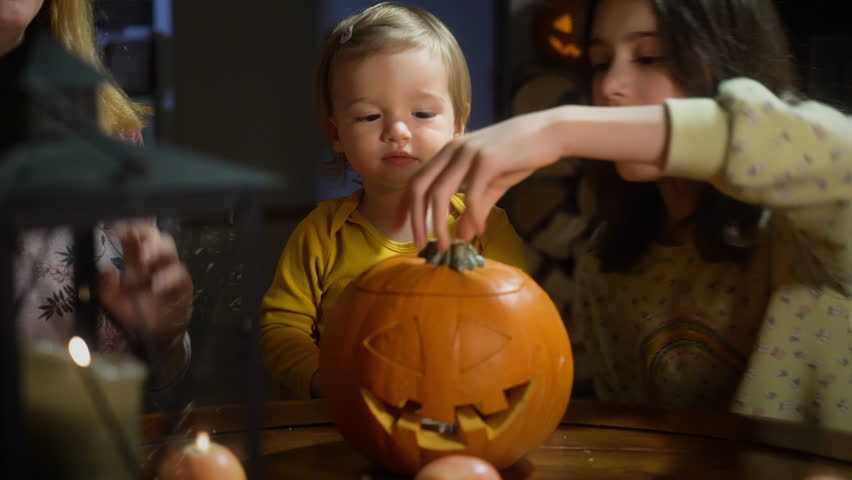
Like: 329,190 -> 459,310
361,380 -> 536,450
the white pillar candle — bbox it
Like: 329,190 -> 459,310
22,338 -> 147,479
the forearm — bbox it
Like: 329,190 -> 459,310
549,104 -> 668,167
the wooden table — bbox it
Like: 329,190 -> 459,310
142,400 -> 852,479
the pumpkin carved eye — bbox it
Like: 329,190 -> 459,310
364,316 -> 425,374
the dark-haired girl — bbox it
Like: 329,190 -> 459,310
402,0 -> 852,432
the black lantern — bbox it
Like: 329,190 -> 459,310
1,33 -> 279,479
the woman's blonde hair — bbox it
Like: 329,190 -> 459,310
315,2 -> 471,141
39,0 -> 148,135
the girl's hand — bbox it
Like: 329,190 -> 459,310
99,221 -> 193,348
397,105 -> 668,251
398,109 -> 567,251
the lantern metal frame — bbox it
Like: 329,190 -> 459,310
1,33 -> 279,479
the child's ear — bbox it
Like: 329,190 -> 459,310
326,118 -> 344,152
454,103 -> 470,137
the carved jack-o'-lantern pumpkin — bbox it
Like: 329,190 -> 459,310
319,242 -> 573,474
533,0 -> 586,66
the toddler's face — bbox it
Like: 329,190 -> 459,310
328,46 -> 461,193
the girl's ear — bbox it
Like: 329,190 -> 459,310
327,118 -> 344,152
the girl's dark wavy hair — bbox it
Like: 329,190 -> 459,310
582,0 -> 798,273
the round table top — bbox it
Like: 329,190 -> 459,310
142,399 -> 852,479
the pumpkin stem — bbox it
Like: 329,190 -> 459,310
418,240 -> 485,272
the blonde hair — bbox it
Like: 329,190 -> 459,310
315,2 -> 471,141
42,0 -> 148,135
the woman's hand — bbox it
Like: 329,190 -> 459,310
99,221 -> 193,349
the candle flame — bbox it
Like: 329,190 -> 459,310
68,336 -> 91,367
195,431 -> 210,452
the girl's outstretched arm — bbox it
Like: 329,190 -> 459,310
398,103 -> 668,251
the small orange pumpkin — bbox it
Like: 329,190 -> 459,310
319,242 -> 573,474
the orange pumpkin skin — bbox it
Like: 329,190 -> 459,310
319,251 -> 573,474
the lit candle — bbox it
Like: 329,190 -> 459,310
22,337 -> 147,479
158,431 -> 247,480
